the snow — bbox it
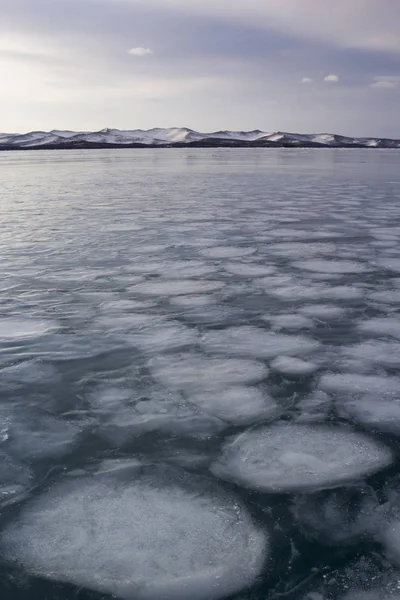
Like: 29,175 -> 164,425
201,326 -> 320,359
1,127 -> 399,147
270,356 -> 318,377
0,466 -> 268,600
211,424 -> 393,493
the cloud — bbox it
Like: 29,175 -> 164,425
301,77 -> 313,84
324,74 -> 339,83
370,76 -> 400,88
127,47 -> 153,56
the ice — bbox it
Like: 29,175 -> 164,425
270,356 -> 318,377
0,466 -> 268,600
382,520 -> 400,567
96,314 -> 165,332
299,304 -> 347,320
211,424 -> 392,493
150,354 -> 268,390
358,318 -> 400,340
101,401 -> 225,442
320,374 -> 400,395
0,360 -> 59,385
264,313 -> 314,330
130,280 -> 225,296
342,341 -> 400,369
269,284 -> 363,302
0,451 -> 33,508
188,387 -> 279,426
202,326 -> 319,359
127,323 -> 198,353
369,290 -> 400,304
3,411 -> 84,461
376,258 -> 400,273
200,246 -> 256,259
338,396 -> 400,435
0,318 -> 56,340
293,259 -> 368,274
267,242 -> 336,258
170,295 -> 216,307
224,263 -> 276,277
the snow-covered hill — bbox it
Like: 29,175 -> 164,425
0,128 -> 399,149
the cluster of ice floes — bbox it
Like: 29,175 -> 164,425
5,154 -> 400,599
0,464 -> 268,600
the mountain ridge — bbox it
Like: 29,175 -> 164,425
0,127 -> 399,150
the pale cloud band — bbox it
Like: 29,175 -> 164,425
324,74 -> 339,83
127,47 -> 153,56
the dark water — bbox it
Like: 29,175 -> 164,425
1,148 -> 400,600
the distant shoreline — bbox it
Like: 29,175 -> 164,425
0,140 -> 397,151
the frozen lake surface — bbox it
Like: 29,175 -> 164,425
1,148 -> 400,599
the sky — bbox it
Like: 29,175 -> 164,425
1,0 -> 399,136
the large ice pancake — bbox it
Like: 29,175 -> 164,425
211,424 -> 392,493
0,465 -> 268,600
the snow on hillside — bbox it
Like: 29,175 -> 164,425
0,128 -> 399,148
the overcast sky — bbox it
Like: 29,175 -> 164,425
1,0 -> 399,136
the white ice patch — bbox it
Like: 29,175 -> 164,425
170,295 -> 216,307
292,259 -> 368,274
338,396 -> 400,435
358,318 -> 400,340
127,323 -> 198,353
320,374 -> 400,396
200,246 -> 256,259
368,290 -> 400,304
299,304 -> 347,320
342,341 -> 400,369
0,318 -> 56,340
202,326 -> 319,359
375,258 -> 400,273
150,354 -> 268,391
0,467 -> 268,600
270,356 -> 318,377
211,424 -> 392,493
263,314 -> 314,331
188,387 -> 279,426
267,242 -> 336,259
130,280 -> 225,296
224,263 -> 276,277
95,314 -> 165,332
101,401 -> 225,442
